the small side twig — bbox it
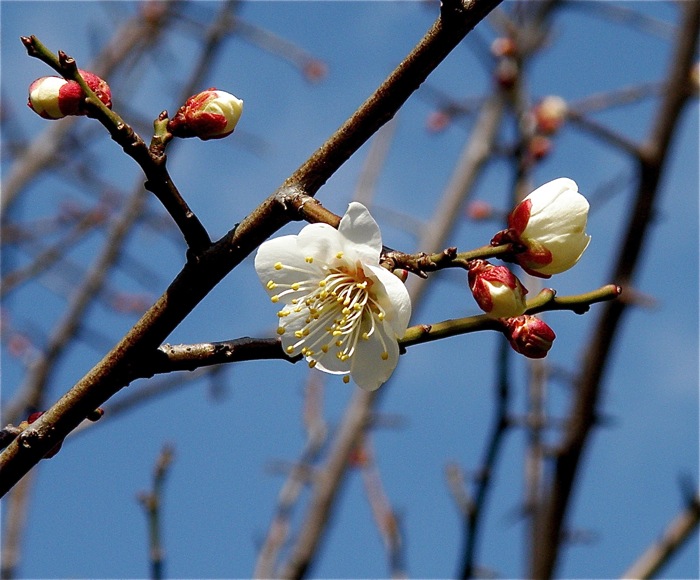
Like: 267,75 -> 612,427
621,493 -> 700,580
20,35 -> 211,255
137,445 -> 175,580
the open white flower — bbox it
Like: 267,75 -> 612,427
254,202 -> 412,391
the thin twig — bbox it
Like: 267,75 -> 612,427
621,493 -> 700,580
137,445 -> 175,580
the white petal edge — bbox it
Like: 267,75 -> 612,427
365,264 -> 412,337
525,178 -> 579,211
350,319 -> 401,390
338,202 -> 383,264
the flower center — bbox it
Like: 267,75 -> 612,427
272,260 -> 389,365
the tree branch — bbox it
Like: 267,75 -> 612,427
0,0 -> 504,499
530,3 -> 700,577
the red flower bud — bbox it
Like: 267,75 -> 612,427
168,88 -> 243,140
491,37 -> 518,58
303,60 -> 328,83
529,135 -> 552,161
468,260 -> 528,318
28,70 -> 111,119
502,315 -> 556,358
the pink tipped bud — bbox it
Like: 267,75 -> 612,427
393,269 -> 409,283
533,96 -> 568,135
468,260 -> 528,318
28,70 -> 111,119
502,315 -> 556,358
303,60 -> 328,83
426,110 -> 451,133
466,200 -> 493,221
491,37 -> 518,58
529,135 -> 552,161
494,59 -> 519,90
168,88 -> 243,140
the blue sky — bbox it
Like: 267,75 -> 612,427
1,1 -> 698,579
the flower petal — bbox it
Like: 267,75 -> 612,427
350,318 -> 400,391
254,235 -> 323,300
525,232 -> 591,275
365,264 -> 412,337
524,177 -> 579,210
523,179 -> 588,237
337,202 -> 383,264
296,222 -> 347,265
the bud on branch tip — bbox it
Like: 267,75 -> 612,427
27,69 -> 111,119
168,88 -> 243,141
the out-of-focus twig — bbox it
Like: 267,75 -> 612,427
254,375 -> 328,579
459,340 -> 511,579
621,493 -> 700,580
137,445 -> 175,580
354,436 -> 406,578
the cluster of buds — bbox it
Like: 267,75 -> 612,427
491,37 -> 519,90
168,88 -> 243,141
466,178 -> 591,359
27,70 -> 111,119
27,72 -> 244,144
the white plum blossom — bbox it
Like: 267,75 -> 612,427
255,202 -> 412,391
493,178 -> 591,278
